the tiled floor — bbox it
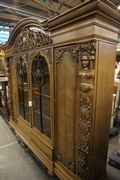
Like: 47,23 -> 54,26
0,114 -> 120,180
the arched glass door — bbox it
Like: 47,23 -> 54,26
17,57 -> 30,122
31,54 -> 51,138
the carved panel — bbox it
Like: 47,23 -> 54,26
77,41 -> 96,180
56,45 -> 79,174
56,45 -> 80,65
13,27 -> 53,53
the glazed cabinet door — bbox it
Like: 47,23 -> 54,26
17,56 -> 30,122
31,53 -> 51,139
8,56 -> 30,123
10,50 -> 54,174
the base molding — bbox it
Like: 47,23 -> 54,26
54,161 -> 75,180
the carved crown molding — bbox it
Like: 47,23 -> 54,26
13,27 -> 53,53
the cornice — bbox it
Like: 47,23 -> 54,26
47,0 -> 120,31
0,0 -> 120,52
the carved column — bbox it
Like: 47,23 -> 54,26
6,57 -> 13,120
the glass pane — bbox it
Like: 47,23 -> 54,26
32,55 -> 51,138
17,58 -> 30,122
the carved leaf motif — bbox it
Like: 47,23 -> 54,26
13,27 -> 53,53
56,45 -> 79,65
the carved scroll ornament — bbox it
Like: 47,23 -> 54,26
13,27 -> 53,53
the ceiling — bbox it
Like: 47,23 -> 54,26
0,0 -> 120,31
0,0 -> 84,30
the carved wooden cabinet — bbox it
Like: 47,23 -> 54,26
1,1 -> 120,180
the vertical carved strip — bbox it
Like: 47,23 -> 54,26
1,81 -> 9,119
5,57 -> 12,119
77,41 -> 96,180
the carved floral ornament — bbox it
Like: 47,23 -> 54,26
56,46 -> 80,65
56,41 -> 96,66
13,27 -> 53,53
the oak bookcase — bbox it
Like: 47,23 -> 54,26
1,1 -> 120,179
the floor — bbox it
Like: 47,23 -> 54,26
0,114 -> 120,180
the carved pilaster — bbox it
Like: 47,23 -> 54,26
42,48 -> 52,65
77,41 -> 96,180
1,81 -> 9,119
6,57 -> 15,119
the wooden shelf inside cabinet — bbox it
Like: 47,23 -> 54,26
34,109 -> 51,120
33,91 -> 50,98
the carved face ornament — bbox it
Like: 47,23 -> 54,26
81,55 -> 89,69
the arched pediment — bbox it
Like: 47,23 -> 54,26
7,18 -> 52,53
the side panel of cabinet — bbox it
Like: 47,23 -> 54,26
90,41 -> 116,180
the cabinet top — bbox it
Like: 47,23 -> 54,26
1,0 -> 120,54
